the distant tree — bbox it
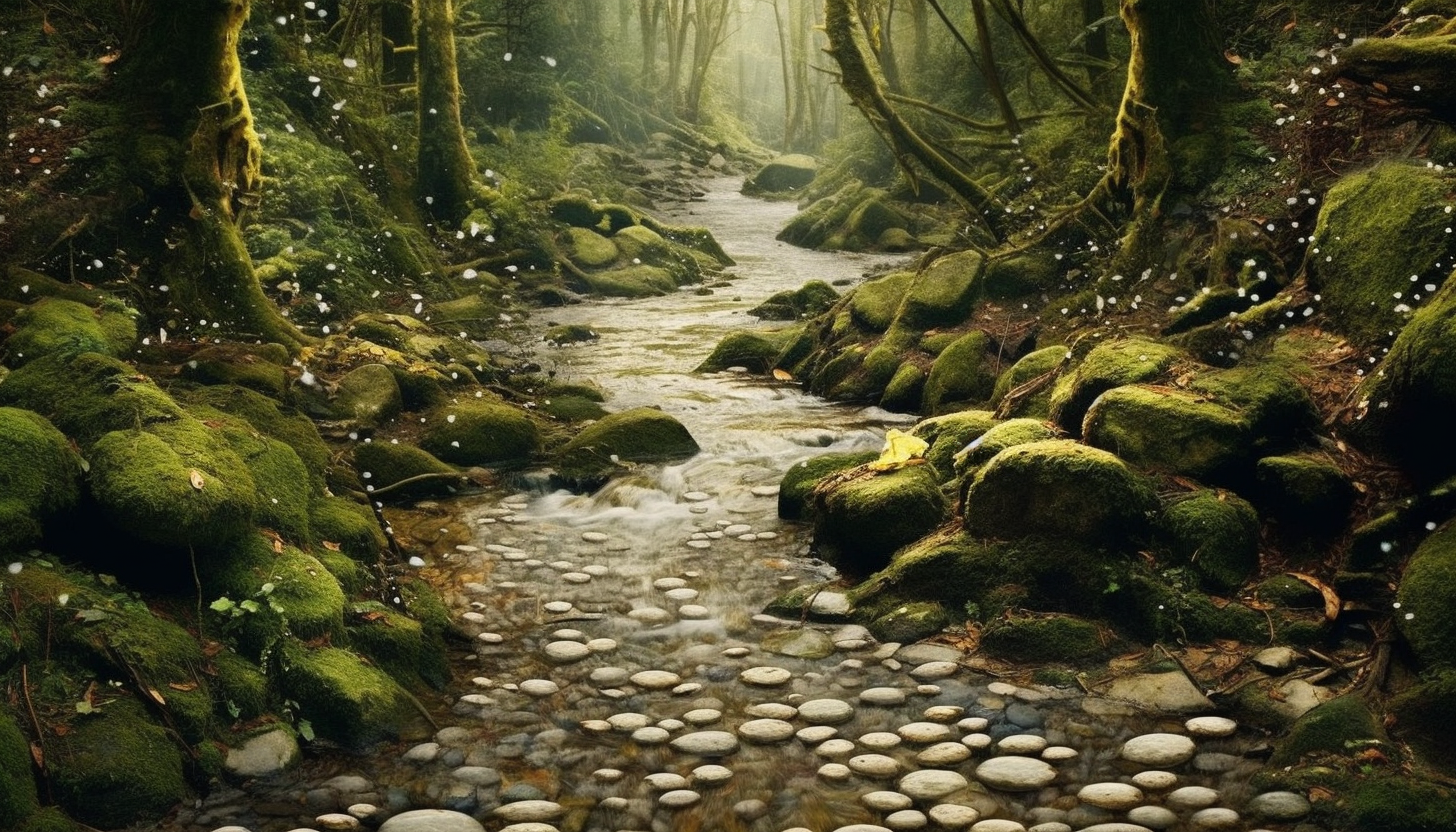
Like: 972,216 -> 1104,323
415,0 -> 479,224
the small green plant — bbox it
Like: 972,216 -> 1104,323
209,582 -> 284,618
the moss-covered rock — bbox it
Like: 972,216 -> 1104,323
178,343 -> 289,396
554,407 -> 700,486
812,464 -> 948,574
1308,161 -> 1456,345
1157,491 -> 1261,592
844,195 -> 908,250
1254,454 -> 1356,540
277,641 -> 420,748
563,226 -> 619,268
89,420 -> 259,550
543,323 -> 600,344
923,331 -> 995,414
1187,362 -> 1317,452
849,271 -> 914,333
749,280 -> 839,321
347,601 -> 450,690
354,440 -> 458,499
1162,287 -> 1253,335
208,535 -> 347,659
697,330 -> 794,373
0,352 -> 185,448
1047,338 -> 1184,435
743,153 -> 818,194
0,709 -> 38,830
212,647 -> 270,722
868,601 -> 951,643
549,193 -> 605,228
978,614 -> 1109,664
1328,775 -> 1456,832
210,424 -> 314,543
1269,694 -> 1382,767
911,410 -> 1000,476
991,346 -> 1067,419
3,297 -> 135,366
48,699 -> 188,828
1397,523 -> 1456,670
778,451 -> 880,520
1083,385 -> 1252,482
1389,667 -> 1456,771
579,264 -> 677,297
184,384 -> 331,491
983,252 -> 1061,298
0,407 -> 84,552
332,363 -> 403,428
419,398 -> 540,466
880,362 -> 927,413
963,440 -> 1157,547
956,418 -> 1060,472
897,250 -> 984,330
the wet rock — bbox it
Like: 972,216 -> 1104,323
1127,805 -> 1177,829
1251,646 -> 1297,673
898,769 -> 970,800
777,451 -> 879,520
553,407 -> 699,486
744,154 -> 818,194
224,727 -> 300,778
738,719 -> 796,743
1246,790 -> 1310,821
917,742 -> 972,766
1077,783 -> 1143,810
763,627 -> 837,658
928,804 -> 981,828
798,699 -> 856,724
813,463 -> 949,575
420,398 -> 540,466
380,809 -> 485,832
1083,385 -> 1251,483
1131,770 -> 1178,790
1184,716 -> 1237,738
997,734 -> 1048,755
861,687 -> 908,706
898,722 -> 953,743
1102,670 -> 1214,714
1119,733 -> 1196,767
848,753 -> 900,778
974,756 -> 1057,791
886,809 -> 929,830
1047,337 -> 1184,434
864,791 -> 914,811
1188,807 -> 1239,829
669,731 -> 739,756
332,364 -> 402,428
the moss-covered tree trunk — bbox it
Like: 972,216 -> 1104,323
415,0 -> 478,225
113,0 -> 304,348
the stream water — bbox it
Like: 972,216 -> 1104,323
175,180 -> 1306,832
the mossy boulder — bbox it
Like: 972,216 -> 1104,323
868,601 -> 951,643
979,614 -> 1109,664
898,250 -> 984,330
277,642 -> 420,748
308,497 -> 385,561
991,346 -> 1067,419
911,409 -> 1000,476
579,264 -> 678,297
0,407 -> 84,552
880,363 -> 927,412
208,536 -> 347,658
0,351 -> 185,448
178,343 -> 289,396
207,422 -> 314,543
184,384 -> 331,491
1254,454 -> 1356,540
563,227 -> 619,268
1355,273 -> 1456,483
1083,385 -> 1253,483
983,251 -> 1061,298
554,407 -> 700,486
1157,491 -> 1261,592
1397,523 -> 1456,670
419,398 -> 540,466
923,331 -> 995,414
849,271 -> 914,333
844,195 -> 908,250
89,420 -> 259,550
354,440 -> 458,499
1048,338 -> 1184,434
743,153 -> 818,194
48,699 -> 188,828
612,225 -> 699,282
1187,362 -> 1317,452
957,418 -> 1060,471
812,464 -> 948,575
963,440 -> 1157,547
1308,161 -> 1455,345
1327,775 -> 1456,832
347,601 -> 450,690
1269,694 -> 1382,767
332,363 -> 403,428
3,296 -> 135,366
697,330 -> 793,373
778,451 -> 879,520
543,323 -> 599,344
548,193 -> 604,228
0,710 -> 38,829
749,280 -> 839,321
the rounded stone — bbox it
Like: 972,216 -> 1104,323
819,763 -> 853,782
631,726 -> 670,744
910,661 -> 960,680
746,702 -> 798,719
967,820 -> 1025,832
924,705 -> 965,721
592,768 -> 624,783
659,789 -> 701,808
491,801 -> 563,823
830,826 -> 890,832
590,667 -> 630,686
1041,746 -> 1078,762
1130,770 -> 1178,790
1247,790 -> 1311,821
316,814 -> 361,831
683,708 -> 722,725
917,742 -> 972,766
380,810 -> 485,832
498,825 -> 559,832
691,764 -> 734,785
631,670 -> 682,689
958,717 -> 990,732
815,738 -> 857,758
961,733 -> 993,751
1120,733 -> 1196,767
607,712 -> 650,731
735,798 -> 769,820
1077,782 -> 1144,810
1126,805 -> 1178,829
861,687 -> 908,706
898,769 -> 970,800
644,772 -> 690,791
898,722 -> 953,743
974,756 -> 1058,791
796,725 -> 838,744
542,601 -> 573,614
654,577 -> 688,590
1189,808 -> 1240,829
799,698 -> 856,724
585,638 -> 617,653
670,730 -> 740,756
997,734 -> 1048,755
860,731 -> 903,749
863,791 -> 914,812
1185,716 -> 1237,738
740,666 -> 792,686
664,587 -> 700,602
847,753 -> 900,778
543,641 -> 590,663
886,809 -> 929,830
739,718 -> 796,743
678,604 -> 710,619
1167,786 -> 1220,811
928,804 -> 981,828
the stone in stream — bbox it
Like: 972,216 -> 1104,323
678,604 -> 710,619
644,772 -> 689,790
1131,770 -> 1178,790
796,725 -> 838,744
798,698 -> 856,724
830,826 -> 891,832
1041,745 -> 1078,762
909,661 -> 959,680
818,762 -> 853,782
848,753 -> 900,778
1247,790 -> 1311,821
1119,733 -> 1196,767
691,763 -> 734,785
860,731 -> 902,749
606,712 -> 650,731
738,718 -> 796,743
670,730 -> 740,756
763,627 -> 837,658
924,705 -> 965,721
897,722 -> 952,743
1127,805 -> 1178,829
740,666 -> 792,686
965,821 -> 1025,832
898,769 -> 969,800
658,789 -> 701,808
664,587 -> 699,601
380,810 -> 485,832
974,756 -> 1058,791
1189,807 -> 1240,829
886,809 -> 929,830
997,734 -> 1048,755
589,667 -> 629,686
958,716 -> 990,732
654,577 -> 688,590
492,800 -> 565,823
863,791 -> 914,811
1166,786 -> 1219,810
1185,715 -> 1238,737
631,726 -> 671,744
815,738 -> 857,758
1077,782 -> 1144,810
316,813 -> 362,831
543,641 -> 590,663
745,702 -> 797,719
927,804 -> 981,828
498,824 -> 560,832
917,741 -> 972,766
630,670 -> 681,689
860,687 -> 908,706
683,708 -> 722,725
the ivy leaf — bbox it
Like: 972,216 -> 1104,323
74,608 -> 109,623
297,719 -> 315,742
209,597 -> 235,613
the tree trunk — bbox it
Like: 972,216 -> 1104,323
113,0 -> 304,348
415,0 -> 478,225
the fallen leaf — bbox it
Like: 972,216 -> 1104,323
98,52 -> 121,65
189,469 -> 206,490
1325,98 -> 1341,107
1289,571 -> 1342,621
1373,81 -> 1389,93
1283,16 -> 1298,32
168,682 -> 199,692
30,742 -> 44,768
1224,50 -> 1243,65
146,687 -> 166,705
322,540 -> 342,552
772,368 -> 794,381
868,429 -> 929,471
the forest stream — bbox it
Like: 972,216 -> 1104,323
164,180 -> 1304,832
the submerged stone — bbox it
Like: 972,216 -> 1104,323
554,406 -> 699,486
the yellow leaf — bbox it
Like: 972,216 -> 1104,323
189,469 -> 206,490
868,429 -> 929,471
772,368 -> 794,381
1289,572 -> 1341,621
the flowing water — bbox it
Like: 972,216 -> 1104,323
176,179 -> 1300,832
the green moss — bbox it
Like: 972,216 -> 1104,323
1083,385 -> 1252,482
991,346 -> 1067,418
1254,454 -> 1356,539
697,330 -> 797,373
923,331 -> 995,414
957,418 -> 1060,472
209,421 -> 313,543
983,252 -> 1061,298
1308,161 -> 1456,345
3,297 -> 135,366
1337,776 -> 1456,832
543,323 -> 600,344
744,154 -> 819,194
1157,491 -> 1260,592
183,384 -> 331,491
419,398 -> 540,466
563,227 -> 619,268
1116,571 -> 1267,644
331,363 -> 403,428
89,419 -> 259,550
813,464 -> 948,574
16,806 -> 76,832
1255,574 -> 1324,609
868,601 -> 950,643
895,251 -> 984,330
1047,338 -> 1184,434
354,440 -> 457,499
0,352 -> 185,448
911,410 -> 1000,476
347,601 -> 450,689
844,195 -> 907,250
963,439 -> 1158,547
49,699 -> 188,828
579,264 -> 677,297
918,331 -> 960,356
850,271 -> 914,333
1188,362 -> 1316,451
1270,694 -> 1381,767
749,281 -> 839,321
880,363 -> 927,413
179,344 -> 288,397
1390,668 -> 1456,772
0,709 -> 39,829
778,451 -> 880,520
316,548 -> 370,596
277,642 -> 419,748
553,406 -> 699,486
979,614 -> 1108,664
211,648 -> 269,722
208,535 -> 347,659
831,340 -> 903,402
0,407 -> 84,552
548,193 -> 604,227
1397,524 -> 1456,669
540,394 -> 609,422
1163,287 -> 1252,335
